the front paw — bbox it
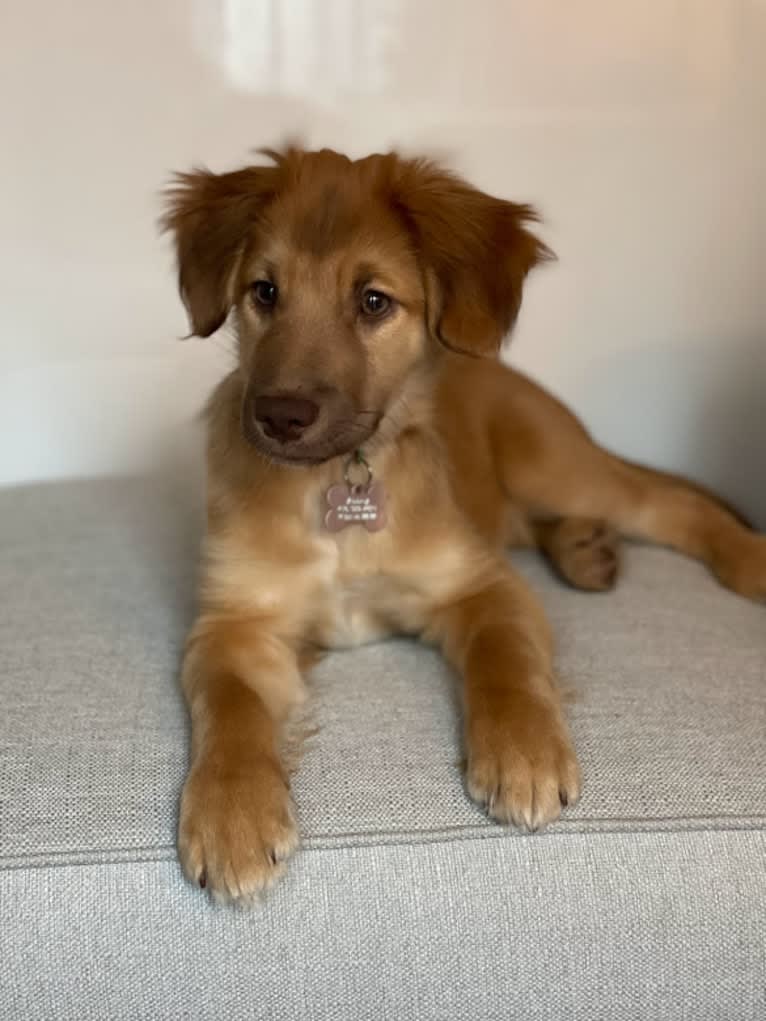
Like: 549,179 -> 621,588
466,693 -> 581,831
178,755 -> 298,903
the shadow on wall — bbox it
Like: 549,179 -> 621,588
580,334 -> 766,530
696,345 -> 766,531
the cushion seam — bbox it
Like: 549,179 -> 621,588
2,813 -> 764,872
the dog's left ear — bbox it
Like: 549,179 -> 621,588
390,159 -> 553,356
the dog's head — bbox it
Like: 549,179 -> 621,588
162,148 -> 551,464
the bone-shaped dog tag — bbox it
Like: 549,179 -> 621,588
325,482 -> 387,532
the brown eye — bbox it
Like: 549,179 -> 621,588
361,289 -> 391,318
252,280 -> 278,308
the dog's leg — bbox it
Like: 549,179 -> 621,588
426,569 -> 581,830
490,381 -> 766,601
177,615 -> 305,902
534,517 -> 621,591
617,459 -> 766,599
522,445 -> 765,600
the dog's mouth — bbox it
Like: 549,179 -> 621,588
241,411 -> 381,467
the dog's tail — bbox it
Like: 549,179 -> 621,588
614,456 -> 753,530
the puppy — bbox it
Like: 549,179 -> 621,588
162,147 -> 766,902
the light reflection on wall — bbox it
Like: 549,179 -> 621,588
194,0 -> 403,99
191,0 -> 739,115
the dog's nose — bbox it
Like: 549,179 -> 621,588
253,394 -> 319,443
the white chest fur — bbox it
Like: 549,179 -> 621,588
308,527 -> 428,649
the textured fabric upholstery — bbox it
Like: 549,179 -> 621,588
1,477 -> 764,1019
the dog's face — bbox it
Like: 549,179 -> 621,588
163,148 -> 550,464
233,161 -> 429,464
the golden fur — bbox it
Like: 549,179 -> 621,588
162,147 -> 766,902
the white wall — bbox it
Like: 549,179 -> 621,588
2,1 -> 764,524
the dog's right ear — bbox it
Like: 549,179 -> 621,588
160,166 -> 278,337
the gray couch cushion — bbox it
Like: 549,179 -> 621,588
1,477 -> 764,1019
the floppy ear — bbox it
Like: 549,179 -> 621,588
390,159 -> 553,356
160,166 -> 278,337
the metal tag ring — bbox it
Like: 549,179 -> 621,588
344,450 -> 373,490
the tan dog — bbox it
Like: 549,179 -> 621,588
162,147 -> 766,902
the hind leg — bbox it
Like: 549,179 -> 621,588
535,518 -> 621,592
485,371 -> 765,601
506,435 -> 766,601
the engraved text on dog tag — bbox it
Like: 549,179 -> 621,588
325,482 -> 387,532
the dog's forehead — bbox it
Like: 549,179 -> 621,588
286,182 -> 360,256
268,154 -> 396,258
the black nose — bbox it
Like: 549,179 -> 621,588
253,393 -> 319,443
